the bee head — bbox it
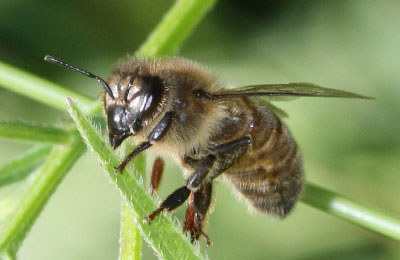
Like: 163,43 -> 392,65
106,68 -> 164,149
43,55 -> 164,150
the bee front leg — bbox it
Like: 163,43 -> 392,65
184,182 -> 213,246
146,154 -> 216,222
116,111 -> 174,172
116,142 -> 152,172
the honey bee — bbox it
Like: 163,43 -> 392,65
44,55 -> 372,245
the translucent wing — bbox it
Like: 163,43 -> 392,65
256,99 -> 289,118
209,82 -> 374,100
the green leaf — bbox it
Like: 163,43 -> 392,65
301,183 -> 400,241
0,121 -> 70,144
137,0 -> 217,56
0,145 -> 52,187
67,98 -> 204,260
0,60 -> 94,113
119,150 -> 145,260
0,137 -> 86,252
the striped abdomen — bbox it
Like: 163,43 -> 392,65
224,104 -> 303,218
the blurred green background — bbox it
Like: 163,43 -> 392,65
1,0 -> 399,259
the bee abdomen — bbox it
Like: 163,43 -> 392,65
232,165 -> 302,218
226,115 -> 303,218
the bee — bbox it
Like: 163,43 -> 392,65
44,55 -> 372,245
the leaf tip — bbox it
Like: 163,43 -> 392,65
66,97 -> 72,104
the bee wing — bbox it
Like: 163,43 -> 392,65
255,99 -> 289,118
211,82 -> 374,100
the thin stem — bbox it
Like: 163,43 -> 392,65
0,61 -> 94,113
0,121 -> 70,144
301,182 -> 400,241
137,0 -> 217,56
68,98 -> 204,260
119,204 -> 142,260
0,136 -> 86,252
0,145 -> 52,187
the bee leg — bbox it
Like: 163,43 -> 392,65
146,154 -> 216,222
212,136 -> 252,155
150,157 -> 164,194
186,154 -> 216,189
206,136 -> 252,180
184,182 -> 213,246
116,112 -> 174,172
116,141 -> 152,172
145,186 -> 191,222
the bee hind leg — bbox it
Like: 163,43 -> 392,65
184,182 -> 213,246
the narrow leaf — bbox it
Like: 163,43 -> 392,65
301,183 -> 400,241
119,150 -> 145,260
67,98 -> 204,260
0,137 -> 86,252
0,145 -> 51,187
0,61 -> 94,112
0,121 -> 70,144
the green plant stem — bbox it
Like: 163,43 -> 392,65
0,121 -> 70,144
137,0 -> 217,56
0,136 -> 86,252
0,145 -> 52,187
68,98 -> 203,260
301,182 -> 400,241
0,61 -> 94,113
120,204 -> 142,260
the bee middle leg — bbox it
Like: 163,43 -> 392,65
146,136 -> 251,229
145,154 -> 216,222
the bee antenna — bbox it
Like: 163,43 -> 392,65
44,55 -> 115,99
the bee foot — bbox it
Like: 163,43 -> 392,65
201,231 -> 212,247
144,208 -> 164,223
114,163 -> 125,174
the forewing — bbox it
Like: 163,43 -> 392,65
211,82 -> 373,100
255,99 -> 289,118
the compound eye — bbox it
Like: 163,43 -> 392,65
139,76 -> 163,117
